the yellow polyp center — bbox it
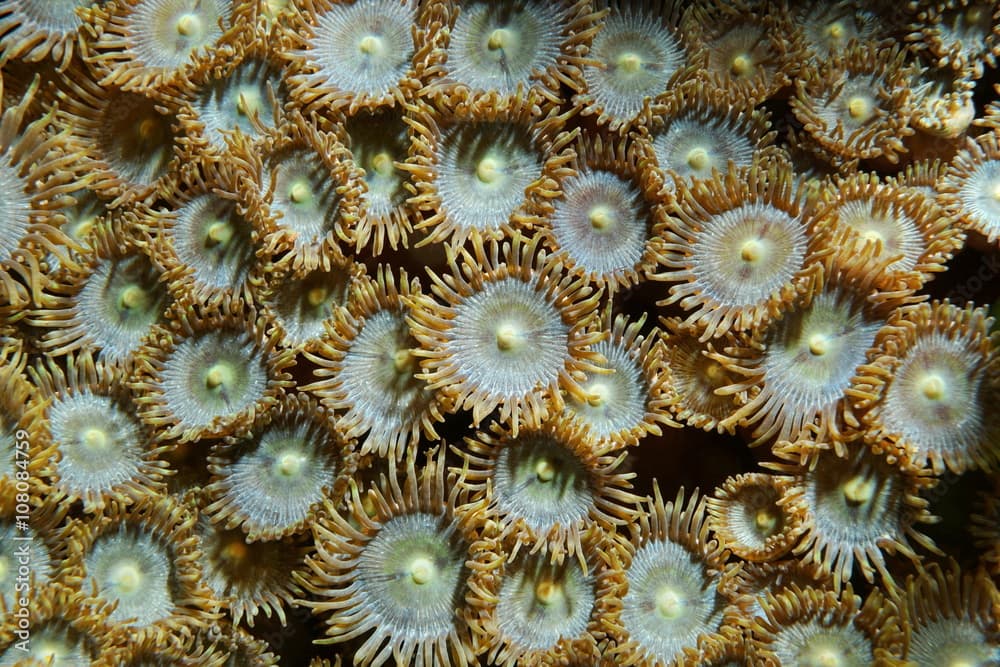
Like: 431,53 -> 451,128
275,451 -> 306,478
476,157 -> 503,184
949,660 -> 975,667
409,556 -> 435,585
371,151 -> 394,177
588,204 -> 616,230
534,580 -> 560,605
535,458 -> 556,483
358,34 -> 385,57
288,179 -> 312,205
495,323 -> 522,351
263,0 -> 288,18
730,53 -> 752,77
919,373 -> 946,401
740,238 -> 765,263
35,643 -> 65,662
175,13 -> 202,38
73,216 -> 96,240
110,561 -> 143,595
137,117 -> 159,142
704,360 -> 725,384
205,220 -> 234,247
306,286 -> 328,308
118,285 -> 148,311
205,362 -> 236,390
842,475 -> 876,506
847,96 -> 873,122
825,21 -> 845,40
990,180 -> 1000,202
808,333 -> 831,357
80,427 -> 109,451
393,348 -> 414,373
220,540 -> 249,565
616,51 -> 643,74
655,588 -> 684,619
361,493 -> 377,518
235,90 -> 261,117
587,382 -> 611,407
0,556 -> 9,581
754,507 -> 778,534
861,229 -> 883,245
487,28 -> 514,51
176,14 -> 201,37
686,147 -> 710,171
941,101 -> 976,137
805,648 -> 844,667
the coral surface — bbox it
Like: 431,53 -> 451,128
1,0 -> 999,665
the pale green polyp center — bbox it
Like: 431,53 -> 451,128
80,427 -> 110,452
686,147 -> 710,171
288,178 -> 313,206
494,322 -> 523,351
371,151 -> 395,177
918,373 -> 946,401
204,361 -> 237,391
616,51 -> 644,75
800,638 -> 850,667
740,238 -> 765,263
861,228 -> 883,245
847,95 -> 873,123
220,539 -> 248,565
487,27 -> 517,53
408,555 -> 435,585
755,507 -> 778,533
175,13 -> 203,38
842,474 -> 875,506
704,358 -> 725,384
0,556 -> 8,581
586,381 -> 611,407
118,284 -> 149,312
534,579 -> 561,605
235,89 -> 262,117
109,560 -> 143,595
730,53 -> 752,77
534,457 -> 556,483
71,216 -> 96,240
392,348 -> 414,373
274,450 -> 307,478
358,34 -> 386,58
137,117 -> 159,143
263,0 -> 289,20
655,587 -> 685,619
990,180 -> 1000,202
806,650 -> 843,667
305,285 -> 328,308
808,333 -> 831,357
588,204 -> 616,230
35,641 -> 69,665
205,220 -> 234,248
476,156 -> 504,184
